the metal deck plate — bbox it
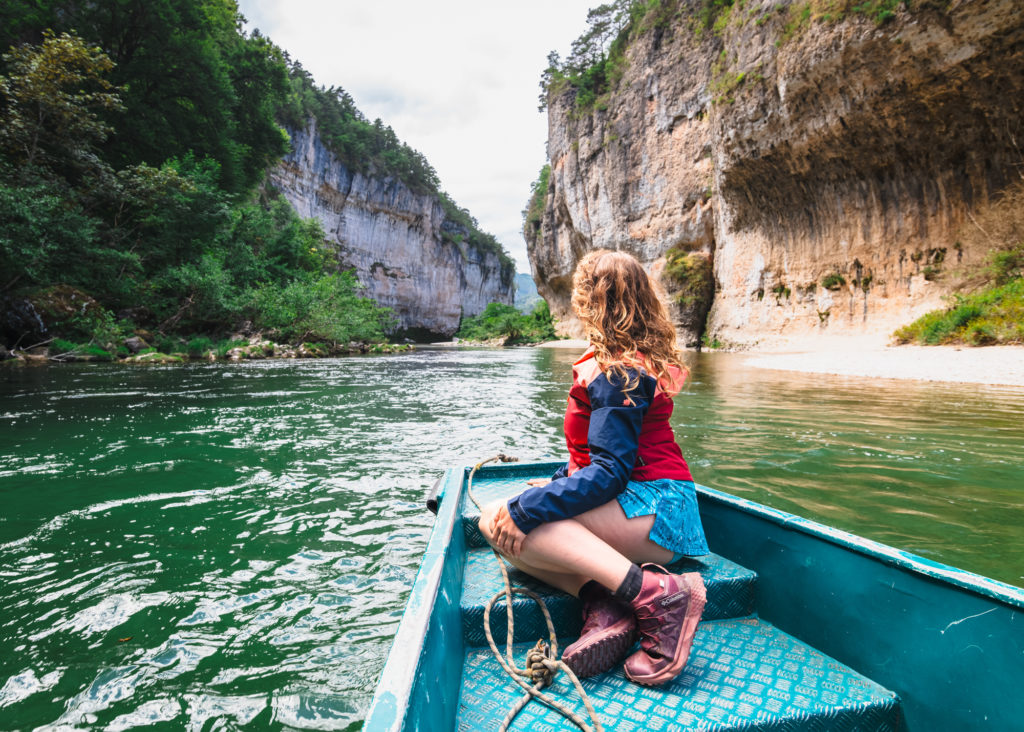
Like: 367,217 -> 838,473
456,618 -> 901,731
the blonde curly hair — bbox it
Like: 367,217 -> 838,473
571,249 -> 688,394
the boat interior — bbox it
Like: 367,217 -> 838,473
365,461 -> 1024,731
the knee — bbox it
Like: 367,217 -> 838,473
478,502 -> 498,543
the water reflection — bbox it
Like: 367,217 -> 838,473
679,353 -> 1024,581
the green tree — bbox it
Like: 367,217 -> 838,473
456,301 -> 556,344
539,0 -> 668,111
0,31 -> 119,294
98,156 -> 232,303
1,0 -> 292,194
0,179 -> 97,292
0,30 -> 122,182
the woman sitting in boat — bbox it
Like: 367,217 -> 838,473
479,249 -> 709,687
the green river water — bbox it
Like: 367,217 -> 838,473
1,348 -> 1022,729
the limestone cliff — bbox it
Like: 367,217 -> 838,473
273,119 -> 514,339
528,0 -> 1024,346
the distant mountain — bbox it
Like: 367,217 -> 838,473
514,273 -> 543,313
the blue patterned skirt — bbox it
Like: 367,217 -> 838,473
617,478 -> 709,557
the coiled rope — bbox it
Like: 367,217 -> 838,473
466,454 -> 604,732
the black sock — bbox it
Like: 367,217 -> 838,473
612,563 -> 644,602
578,579 -> 605,601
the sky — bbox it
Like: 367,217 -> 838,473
236,0 -> 597,274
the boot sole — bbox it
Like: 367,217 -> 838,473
625,574 -> 707,686
562,622 -> 637,678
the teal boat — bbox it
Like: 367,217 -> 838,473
364,460 -> 1024,731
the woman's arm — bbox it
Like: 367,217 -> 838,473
505,369 -> 654,533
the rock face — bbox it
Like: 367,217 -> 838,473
528,0 -> 1024,346
272,119 -> 514,339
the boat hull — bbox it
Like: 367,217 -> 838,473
699,486 -> 1024,731
365,461 -> 1024,731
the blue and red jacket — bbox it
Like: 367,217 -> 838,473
507,348 -> 693,533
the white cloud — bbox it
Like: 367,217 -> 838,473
237,0 -> 595,273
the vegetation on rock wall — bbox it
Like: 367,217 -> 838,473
821,272 -> 846,291
438,193 -> 515,279
665,248 -> 715,310
522,164 -> 551,239
894,182 -> 1024,346
663,246 -> 715,345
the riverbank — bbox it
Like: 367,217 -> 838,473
741,336 -> 1024,387
535,335 -> 1024,387
0,337 -> 412,365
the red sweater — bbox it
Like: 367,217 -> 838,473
563,348 -> 692,482
507,348 -> 692,533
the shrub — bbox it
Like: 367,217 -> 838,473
700,333 -> 723,349
152,334 -> 181,354
250,271 -> 396,344
992,245 -> 1024,286
894,278 -> 1023,346
186,337 -> 214,356
964,323 -> 996,346
214,339 -> 249,358
821,272 -> 846,290
523,164 -> 551,237
79,344 -> 114,361
456,301 -> 557,344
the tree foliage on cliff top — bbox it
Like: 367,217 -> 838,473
538,0 -> 947,115
283,64 -> 514,278
282,65 -> 440,196
539,0 -> 680,113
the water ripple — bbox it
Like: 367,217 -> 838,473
1,348 -> 1021,729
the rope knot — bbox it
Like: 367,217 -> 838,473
525,639 -> 557,686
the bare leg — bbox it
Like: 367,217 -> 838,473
479,498 -> 674,595
501,555 -> 588,597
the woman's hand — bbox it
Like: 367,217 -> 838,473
481,500 -> 527,558
526,478 -> 551,488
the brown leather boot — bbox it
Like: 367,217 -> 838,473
561,583 -> 637,678
623,564 -> 706,686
